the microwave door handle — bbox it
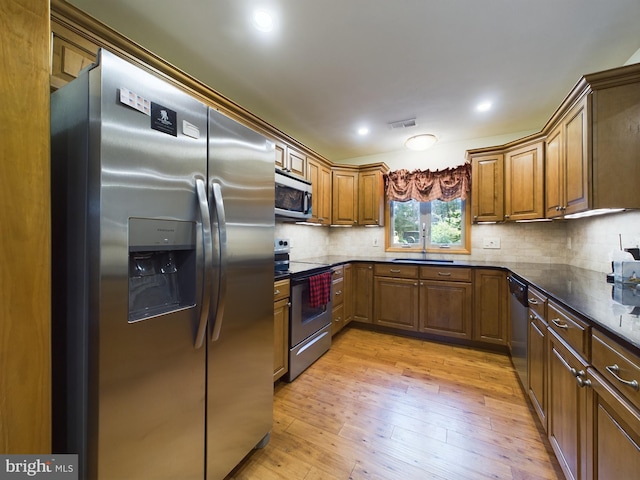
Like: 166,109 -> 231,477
305,191 -> 312,214
210,182 -> 228,342
194,177 -> 213,349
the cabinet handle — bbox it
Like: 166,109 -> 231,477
551,318 -> 569,329
528,298 -> 539,305
335,317 -> 342,322
368,266 -> 372,269
414,282 -> 418,286
274,289 -> 280,295
605,364 -> 640,391
389,269 -> 401,273
569,368 -> 585,378
504,214 -> 510,219
577,377 -> 591,388
335,290 -> 342,295
437,272 -> 452,276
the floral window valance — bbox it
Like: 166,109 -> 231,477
384,163 -> 472,202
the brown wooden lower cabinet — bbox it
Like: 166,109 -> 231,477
528,310 -> 548,431
473,269 -> 508,345
273,279 -> 290,382
419,280 -> 472,339
585,367 -> 640,480
352,263 -> 373,324
548,328 -> 590,480
374,276 -> 419,331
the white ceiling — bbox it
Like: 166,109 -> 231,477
68,0 -> 640,162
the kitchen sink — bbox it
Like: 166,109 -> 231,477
392,258 -> 454,264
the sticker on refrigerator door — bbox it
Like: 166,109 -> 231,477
119,87 -> 151,115
182,120 -> 200,139
150,102 -> 177,136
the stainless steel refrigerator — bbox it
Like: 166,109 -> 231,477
51,49 -> 274,480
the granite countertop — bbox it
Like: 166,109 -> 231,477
285,256 -> 640,353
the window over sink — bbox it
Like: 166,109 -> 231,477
386,198 -> 470,253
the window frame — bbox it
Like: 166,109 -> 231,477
384,197 -> 472,254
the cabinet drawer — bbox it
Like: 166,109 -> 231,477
274,279 -> 290,302
547,300 -> 590,360
527,286 -> 547,319
592,330 -> 640,411
332,277 -> 345,307
374,264 -> 419,278
420,266 -> 472,282
332,265 -> 344,280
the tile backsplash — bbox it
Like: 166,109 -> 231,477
276,209 -> 640,273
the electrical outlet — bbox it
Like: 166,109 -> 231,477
567,237 -> 572,250
372,237 -> 379,247
483,237 -> 501,249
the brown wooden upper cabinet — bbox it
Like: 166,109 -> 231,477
306,156 -> 332,224
332,167 -> 359,225
504,141 -> 545,221
471,153 -> 504,222
51,21 -> 98,90
545,95 -> 589,218
468,63 -> 640,221
276,144 -> 306,178
358,166 -> 385,226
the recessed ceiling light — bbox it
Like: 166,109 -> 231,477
405,134 -> 438,151
252,9 -> 275,32
357,127 -> 369,136
476,101 -> 492,112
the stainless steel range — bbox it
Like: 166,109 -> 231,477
274,239 -> 332,381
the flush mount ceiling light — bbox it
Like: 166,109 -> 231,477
252,9 -> 275,32
405,134 -> 438,151
357,126 -> 369,136
476,101 -> 492,112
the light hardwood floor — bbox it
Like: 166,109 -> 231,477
226,327 -> 564,480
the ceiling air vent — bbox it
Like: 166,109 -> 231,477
388,118 -> 417,129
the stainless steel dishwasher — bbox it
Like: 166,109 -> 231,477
508,275 -> 529,389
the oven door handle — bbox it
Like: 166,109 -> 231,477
210,182 -> 227,342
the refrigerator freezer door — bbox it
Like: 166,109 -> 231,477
207,108 -> 275,478
52,50 -> 209,479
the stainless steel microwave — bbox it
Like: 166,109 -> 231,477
275,169 -> 312,220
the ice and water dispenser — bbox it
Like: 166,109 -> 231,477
128,218 -> 197,322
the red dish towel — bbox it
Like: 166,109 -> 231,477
308,272 -> 332,308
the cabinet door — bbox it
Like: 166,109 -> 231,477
51,23 -> 97,90
273,298 -> 289,382
287,148 -> 306,178
548,329 -> 589,480
358,169 -> 384,226
504,142 -> 544,221
343,264 -> 353,326
585,368 -> 640,480
545,124 -> 564,218
529,311 -> 548,431
419,280 -> 472,339
332,168 -> 358,225
352,263 -> 373,323
307,158 -> 332,224
563,97 -> 589,215
471,153 -> 504,223
374,277 -> 419,331
472,269 -> 507,345
274,143 -> 286,171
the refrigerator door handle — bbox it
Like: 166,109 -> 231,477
194,177 -> 213,349
210,182 -> 228,342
